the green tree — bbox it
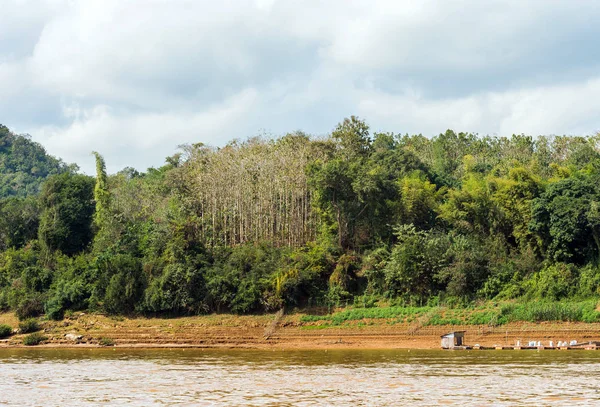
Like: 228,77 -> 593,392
438,173 -> 498,235
38,173 -> 95,255
383,225 -> 449,302
100,254 -> 145,314
332,116 -> 371,160
92,152 -> 111,229
0,197 -> 39,250
309,118 -> 372,249
530,172 -> 600,263
397,172 -> 440,229
489,166 -> 542,248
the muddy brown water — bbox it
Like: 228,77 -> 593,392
1,348 -> 599,406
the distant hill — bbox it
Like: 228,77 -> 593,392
0,124 -> 71,198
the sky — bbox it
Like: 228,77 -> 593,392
2,0 -> 600,174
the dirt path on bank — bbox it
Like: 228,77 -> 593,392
1,312 -> 599,350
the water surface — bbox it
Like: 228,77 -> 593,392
1,348 -> 599,406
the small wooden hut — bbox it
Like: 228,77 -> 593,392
441,331 -> 465,349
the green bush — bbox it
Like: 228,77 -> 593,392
23,332 -> 47,346
383,226 -> 449,302
99,337 -> 115,346
102,254 -> 145,314
522,264 -> 577,300
353,295 -> 378,308
204,244 -> 282,314
44,303 -> 64,321
577,265 -> 600,297
15,296 -> 44,320
0,324 -> 12,338
140,263 -> 202,314
18,318 -> 40,333
582,305 -> 600,323
45,276 -> 90,321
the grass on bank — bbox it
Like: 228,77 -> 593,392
0,300 -> 597,342
300,299 -> 600,327
300,305 -> 433,325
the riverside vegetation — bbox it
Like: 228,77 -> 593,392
0,119 -> 600,327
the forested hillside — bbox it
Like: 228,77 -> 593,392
0,125 -> 70,198
1,118 -> 600,320
0,124 -> 73,256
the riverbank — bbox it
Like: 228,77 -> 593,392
1,310 -> 600,350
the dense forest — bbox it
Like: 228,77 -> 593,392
1,118 -> 599,320
0,124 -> 71,198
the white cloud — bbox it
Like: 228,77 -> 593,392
34,88 -> 260,173
357,76 -> 600,137
1,0 -> 599,172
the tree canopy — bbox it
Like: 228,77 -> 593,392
0,120 -> 600,319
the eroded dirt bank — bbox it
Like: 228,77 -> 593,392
1,312 -> 599,350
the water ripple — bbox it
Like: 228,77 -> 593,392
0,349 -> 599,406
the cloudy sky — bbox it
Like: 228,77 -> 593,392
2,0 -> 600,173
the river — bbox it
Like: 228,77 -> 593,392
0,348 -> 599,406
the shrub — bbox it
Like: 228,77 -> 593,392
384,225 -> 449,302
522,263 -> 577,300
140,263 -> 202,314
18,318 -> 40,333
23,332 -> 47,346
99,337 -> 115,346
274,242 -> 331,308
361,247 -> 390,296
577,265 -> 600,297
15,296 -> 44,320
353,295 -> 378,308
45,302 -> 64,321
204,244 -> 282,314
582,305 -> 600,323
102,254 -> 145,314
0,324 -> 13,338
